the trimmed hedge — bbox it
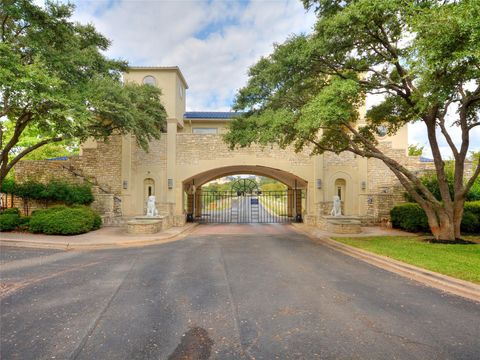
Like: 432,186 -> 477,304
0,213 -> 22,231
29,205 -> 102,235
465,201 -> 480,219
1,179 -> 94,205
0,208 -> 30,232
391,202 -> 480,233
0,207 -> 21,215
390,203 -> 429,232
461,211 -> 479,233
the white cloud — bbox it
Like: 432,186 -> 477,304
69,0 -> 479,157
71,0 -> 316,111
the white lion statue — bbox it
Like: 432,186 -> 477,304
331,195 -> 342,217
146,195 -> 158,217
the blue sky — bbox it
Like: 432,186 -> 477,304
47,0 -> 478,159
67,0 -> 316,111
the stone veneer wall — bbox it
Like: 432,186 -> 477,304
316,142 -> 439,225
133,135 -> 167,168
176,134 -> 312,166
12,136 -> 123,217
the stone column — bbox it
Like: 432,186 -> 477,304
194,189 -> 202,219
166,118 -> 177,205
186,192 -> 194,222
295,189 -> 303,222
287,188 -> 294,217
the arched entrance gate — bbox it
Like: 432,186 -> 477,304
186,178 -> 305,224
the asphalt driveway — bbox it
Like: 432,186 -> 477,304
1,224 -> 479,359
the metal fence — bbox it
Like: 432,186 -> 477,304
195,190 -> 304,224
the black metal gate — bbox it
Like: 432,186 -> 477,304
194,190 -> 304,224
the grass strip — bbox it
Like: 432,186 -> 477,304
331,236 -> 480,284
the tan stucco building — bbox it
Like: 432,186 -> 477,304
15,66 -> 429,227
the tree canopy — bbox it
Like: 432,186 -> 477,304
225,0 -> 480,241
0,0 -> 167,183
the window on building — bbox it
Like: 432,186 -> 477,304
192,128 -> 217,134
143,75 -> 156,86
178,84 -> 184,99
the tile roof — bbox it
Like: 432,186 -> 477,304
184,112 -> 244,119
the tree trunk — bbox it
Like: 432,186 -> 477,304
424,206 -> 456,242
453,199 -> 465,240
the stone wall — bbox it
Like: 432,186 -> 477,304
13,136 -> 123,218
133,135 -> 167,168
324,151 -> 357,167
176,134 -> 312,166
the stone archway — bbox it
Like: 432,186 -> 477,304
182,166 -> 308,223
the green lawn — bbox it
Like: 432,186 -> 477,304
331,236 -> 480,284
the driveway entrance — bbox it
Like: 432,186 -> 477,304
196,190 -> 304,223
193,178 -> 305,224
1,228 -> 478,359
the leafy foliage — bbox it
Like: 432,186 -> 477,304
390,203 -> 430,233
0,212 -> 21,231
465,201 -> 480,220
391,202 -> 480,234
408,144 -> 424,156
461,211 -> 479,234
405,168 -> 480,202
2,179 -> 94,205
0,207 -> 20,215
226,0 -> 480,240
29,205 -> 101,235
0,1 -> 167,182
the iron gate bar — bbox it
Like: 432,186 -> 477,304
195,190 -> 303,224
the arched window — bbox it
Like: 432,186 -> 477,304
144,178 -> 155,200
143,75 -> 156,86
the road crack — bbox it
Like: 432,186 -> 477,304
69,254 -> 140,360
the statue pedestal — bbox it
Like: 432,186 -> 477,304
318,215 -> 362,234
127,216 -> 165,234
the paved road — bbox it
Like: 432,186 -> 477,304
1,224 -> 479,359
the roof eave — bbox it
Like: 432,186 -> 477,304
127,66 -> 189,89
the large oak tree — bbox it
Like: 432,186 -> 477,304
0,0 -> 167,184
225,0 -> 480,241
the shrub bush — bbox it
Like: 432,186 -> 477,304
0,213 -> 21,231
3,180 -> 94,205
461,211 -> 479,233
29,205 -> 101,235
391,202 -> 480,234
0,207 -> 21,215
43,181 -> 94,205
464,201 -> 480,220
390,203 -> 430,232
72,205 -> 102,230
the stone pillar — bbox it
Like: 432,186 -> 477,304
287,188 -> 293,217
166,118 -> 177,205
295,189 -> 303,222
194,189 -> 202,219
120,135 -> 133,215
186,192 -> 194,222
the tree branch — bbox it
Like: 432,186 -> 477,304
4,137 -> 64,175
462,160 -> 480,197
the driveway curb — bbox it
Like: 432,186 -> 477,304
0,223 -> 198,251
292,224 -> 480,303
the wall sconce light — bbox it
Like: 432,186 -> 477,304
367,196 -> 373,205
168,178 -> 173,189
123,180 -> 128,190
361,181 -> 366,190
316,179 -> 322,189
